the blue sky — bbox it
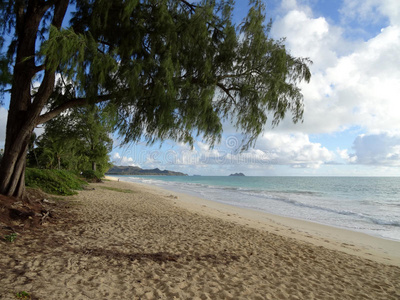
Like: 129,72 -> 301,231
1,0 -> 400,176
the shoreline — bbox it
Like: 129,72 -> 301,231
1,178 -> 399,299
106,176 -> 400,266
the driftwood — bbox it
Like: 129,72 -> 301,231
41,211 -> 50,224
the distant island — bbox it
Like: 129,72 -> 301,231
106,166 -> 188,176
229,173 -> 245,176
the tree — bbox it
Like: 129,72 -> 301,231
28,105 -> 113,173
0,0 -> 311,198
32,106 -> 113,173
70,106 -> 113,173
26,132 -> 40,168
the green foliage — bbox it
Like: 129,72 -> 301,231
28,106 -> 113,174
99,186 -> 133,194
4,233 -> 17,242
1,0 -> 311,155
0,55 -> 11,103
63,0 -> 310,149
81,170 -> 104,182
15,291 -> 31,299
25,168 -> 87,196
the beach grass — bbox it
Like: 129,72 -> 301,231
98,186 -> 134,193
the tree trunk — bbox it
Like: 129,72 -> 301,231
92,162 -> 97,172
0,124 -> 32,199
33,149 -> 40,168
0,0 -> 69,199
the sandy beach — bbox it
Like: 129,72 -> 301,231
1,179 -> 400,299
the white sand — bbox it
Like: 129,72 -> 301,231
134,179 -> 400,266
1,179 -> 399,299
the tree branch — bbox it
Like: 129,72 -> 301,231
51,0 -> 69,28
179,0 -> 197,13
217,82 -> 237,105
36,94 -> 112,125
34,64 -> 46,73
28,0 -> 70,120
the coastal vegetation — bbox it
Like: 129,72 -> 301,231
98,186 -> 134,194
0,0 -> 311,199
27,106 -> 113,175
25,168 -> 87,196
22,105 -> 112,194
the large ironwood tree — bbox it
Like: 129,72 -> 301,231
0,0 -> 311,199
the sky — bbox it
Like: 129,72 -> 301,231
1,0 -> 400,176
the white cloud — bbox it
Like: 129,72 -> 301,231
129,133 -> 335,173
324,25 -> 400,133
337,148 -> 357,163
254,132 -> 335,168
112,152 -> 140,167
269,1 -> 400,138
347,133 -> 400,166
197,141 -> 210,152
174,133 -> 335,169
279,0 -> 313,16
273,11 -> 332,68
340,0 -> 400,26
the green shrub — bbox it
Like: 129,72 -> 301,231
25,168 -> 87,195
81,170 -> 103,182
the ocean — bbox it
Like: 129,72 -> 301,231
113,176 -> 400,242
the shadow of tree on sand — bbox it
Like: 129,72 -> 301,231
81,247 -> 240,265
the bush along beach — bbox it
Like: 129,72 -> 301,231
25,168 -> 87,196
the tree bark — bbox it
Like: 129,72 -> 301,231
0,129 -> 31,198
0,0 -> 70,199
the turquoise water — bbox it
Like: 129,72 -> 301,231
114,176 -> 400,241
